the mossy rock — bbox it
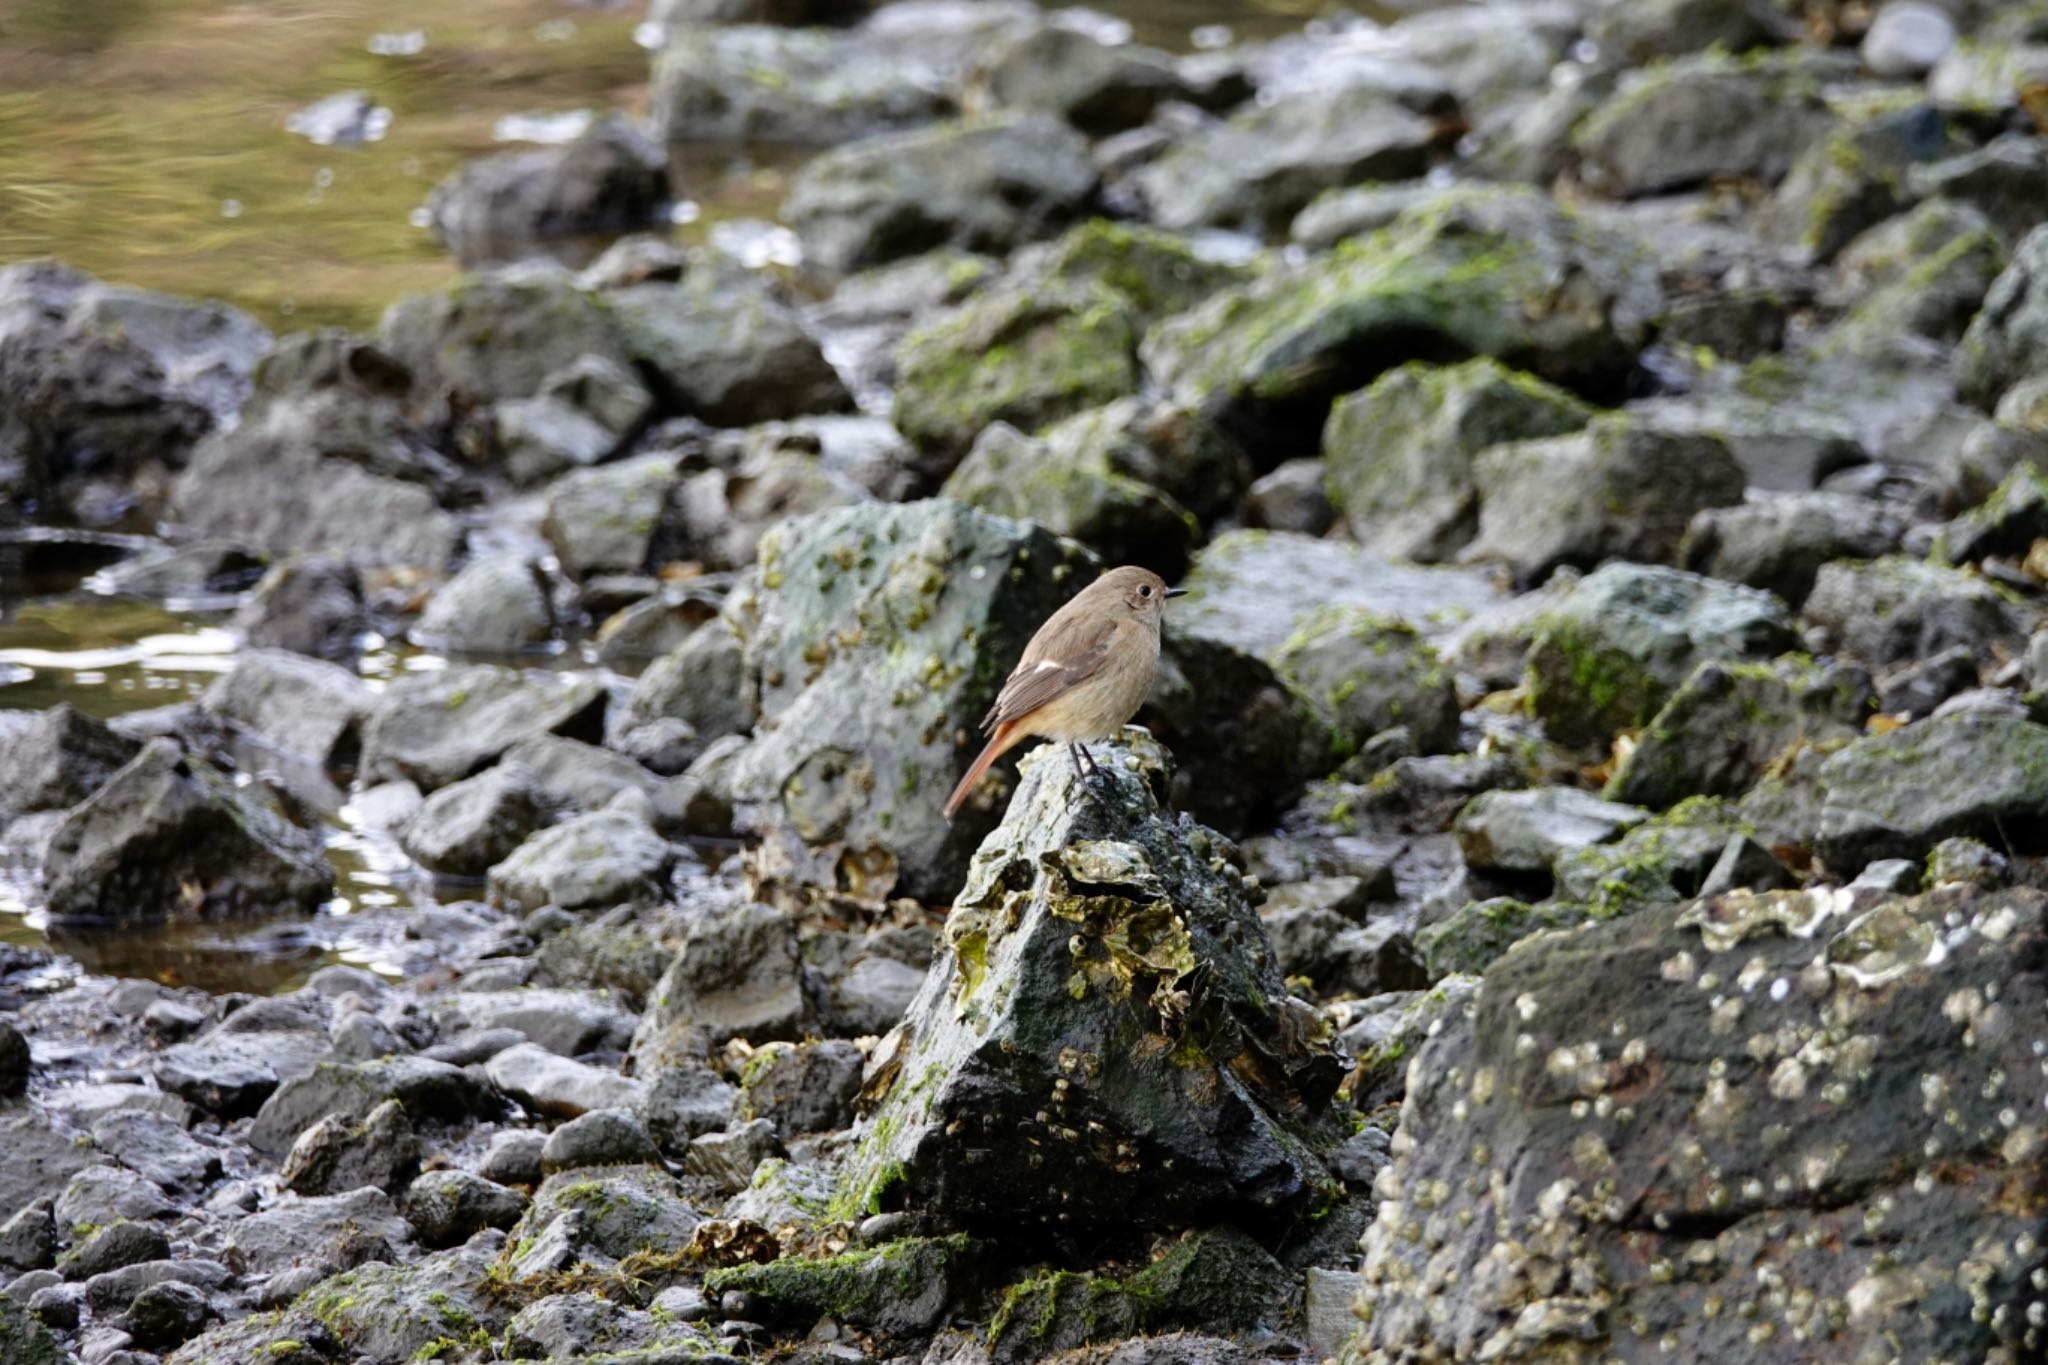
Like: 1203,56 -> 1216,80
1270,606 -> 1460,758
1322,357 -> 1594,563
985,1227 -> 1293,1361
1605,655 -> 1874,810
1141,186 -> 1661,454
1416,897 -> 1591,980
1552,796 -> 1749,918
1524,563 -> 1796,749
1018,219 -> 1249,326
704,1235 -> 985,1336
894,279 -> 1141,467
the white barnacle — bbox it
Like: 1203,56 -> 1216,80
1515,992 -> 1540,1021
1769,1057 -> 1808,1101
1660,951 -> 1696,983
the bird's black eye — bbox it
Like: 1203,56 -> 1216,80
1138,584 -> 1153,598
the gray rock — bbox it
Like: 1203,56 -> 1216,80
190,1238 -> 504,1361
89,1112 -> 220,1194
0,705 -> 139,820
328,1010 -> 408,1063
153,1027 -> 329,1118
486,808 -> 675,913
1587,0 -> 1784,67
1352,885 -> 2048,1363
1818,711 -> 2048,870
402,1169 -> 526,1248
56,1166 -> 177,1230
979,24 -> 1181,134
942,418 -> 1193,577
1454,788 -> 1649,874
638,1064 -> 738,1153
1907,132 -> 2048,247
1607,656 -> 1874,808
1145,189 -> 1661,452
620,618 -> 752,759
359,664 -> 606,791
1959,224 -> 2048,411
479,1129 -> 548,1186
541,1108 -> 661,1173
1525,563 -> 1799,748
61,1223 -> 170,1283
1324,358 -> 1594,563
822,950 -> 927,1038
222,1186 -> 412,1277
431,986 -> 636,1058
782,113 -> 1097,276
200,647 -> 370,765
1680,492 -> 1905,604
280,1097 -> 419,1196
502,1164 -> 699,1283
378,272 -> 635,407
674,450 -> 871,574
540,452 -> 684,581
835,734 -> 1345,1239
411,555 -> 556,654
249,1055 -> 499,1157
631,902 -> 812,1068
895,275 -> 1143,464
41,739 -> 332,923
1930,39 -> 2048,111
485,1042 -> 647,1118
681,1118 -> 782,1194
1864,1 -> 1956,76
1826,221 -> 2007,356
0,262 -> 270,524
169,394 -> 460,572
651,25 -> 951,146
42,1081 -> 192,1129
613,272 -> 850,427
25,1286 -> 76,1332
1263,907 -> 1426,998
1466,415 -> 1747,584
1802,556 -> 2026,665
718,499 -> 1096,901
401,762 -> 549,878
425,115 -> 668,269
1240,459 -> 1333,536
1415,897 -> 1592,980
737,1039 -> 864,1136
1272,607 -> 1460,757
489,394 -> 618,488
0,1201 -> 55,1271
1941,461 -> 2048,565
1758,104 -> 1952,265
1572,49 -> 1841,197
1129,85 -> 1434,234
704,1234 -> 987,1338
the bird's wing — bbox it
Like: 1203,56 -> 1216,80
980,614 -> 1117,731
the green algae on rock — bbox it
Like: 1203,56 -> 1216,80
834,733 -> 1347,1245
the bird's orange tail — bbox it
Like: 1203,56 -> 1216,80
942,721 -> 1024,821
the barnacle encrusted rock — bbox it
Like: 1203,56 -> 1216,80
836,730 -> 1348,1244
1348,884 -> 2048,1362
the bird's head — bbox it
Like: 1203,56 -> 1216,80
1094,565 -> 1186,624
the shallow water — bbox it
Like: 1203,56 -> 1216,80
0,0 -> 1381,332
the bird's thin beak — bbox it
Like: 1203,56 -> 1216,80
1165,588 -> 1188,598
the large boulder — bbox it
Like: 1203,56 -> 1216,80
719,499 -> 1095,902
1524,564 -> 1799,749
1323,359 -> 1594,563
1801,556 -> 2027,666
40,739 -> 332,923
0,262 -> 270,523
1679,493 -> 1905,604
1143,189 -> 1661,454
377,273 -> 636,408
200,648 -> 371,766
836,733 -> 1346,1242
1350,883 -> 2048,1363
782,114 -> 1098,276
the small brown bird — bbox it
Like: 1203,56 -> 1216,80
943,565 -> 1185,821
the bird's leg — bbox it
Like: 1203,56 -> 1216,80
1066,742 -> 1108,811
1067,742 -> 1088,781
